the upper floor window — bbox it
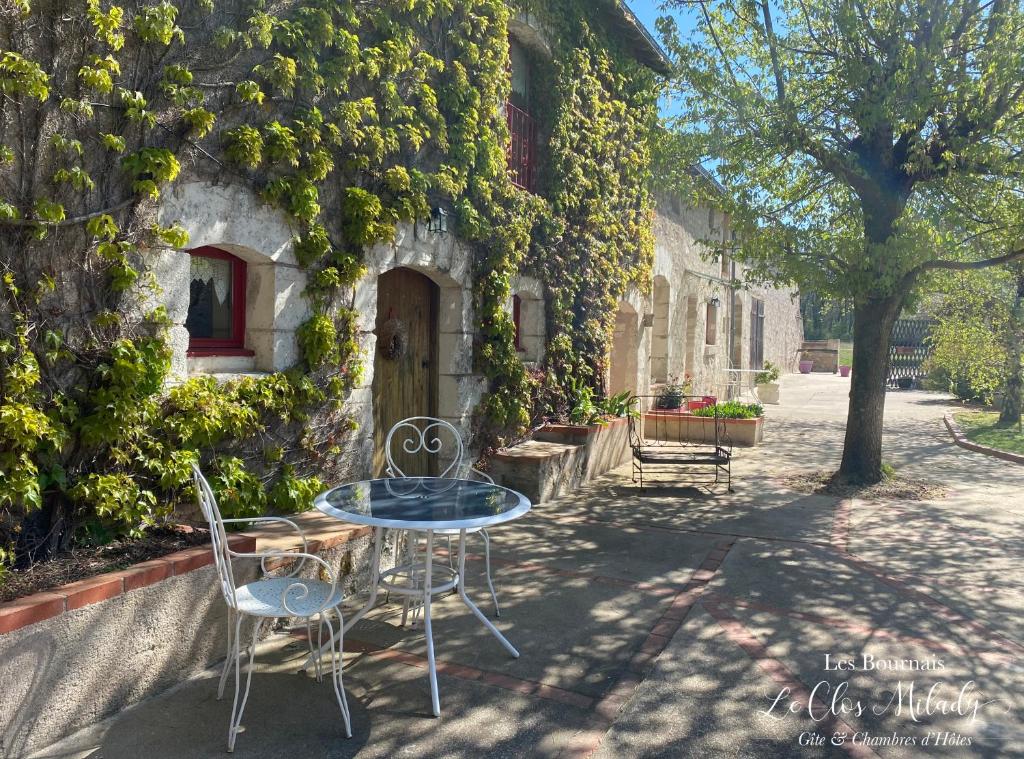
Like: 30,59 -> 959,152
185,246 -> 250,356
507,37 -> 536,192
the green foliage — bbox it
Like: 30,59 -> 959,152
0,0 -> 658,571
923,271 -> 1016,403
690,400 -> 763,419
754,361 -> 780,385
565,376 -> 603,426
660,0 -> 1024,480
655,376 -> 692,409
597,390 -> 634,418
297,314 -> 339,368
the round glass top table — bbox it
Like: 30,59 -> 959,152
309,477 -> 532,717
315,476 -> 531,531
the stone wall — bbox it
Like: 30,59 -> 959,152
155,179 -> 489,479
0,527 -> 383,758
650,193 -> 803,396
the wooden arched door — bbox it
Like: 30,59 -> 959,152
372,268 -> 439,475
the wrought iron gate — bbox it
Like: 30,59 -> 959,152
888,318 -> 934,386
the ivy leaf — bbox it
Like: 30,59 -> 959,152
0,52 -> 50,101
86,214 -> 118,241
182,107 -> 215,137
33,199 -> 65,223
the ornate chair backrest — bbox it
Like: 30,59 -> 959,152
384,416 -> 465,478
191,463 -> 238,609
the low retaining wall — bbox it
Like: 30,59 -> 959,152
534,417 -> 632,479
0,516 -> 382,758
943,413 -> 1024,465
799,339 -> 839,373
491,417 -> 631,503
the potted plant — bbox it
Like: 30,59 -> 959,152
754,361 -> 781,404
655,375 -> 692,410
839,365 -> 851,377
799,359 -> 814,374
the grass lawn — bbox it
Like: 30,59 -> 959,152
954,411 -> 1024,455
839,341 -> 853,368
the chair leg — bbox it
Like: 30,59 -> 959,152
227,615 -> 262,753
218,607 -> 237,700
480,530 -> 500,617
324,607 -> 353,738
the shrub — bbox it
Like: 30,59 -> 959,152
690,400 -> 763,419
754,361 -> 780,385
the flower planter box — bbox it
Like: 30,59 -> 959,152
756,382 -> 780,405
534,415 -> 631,479
642,411 -> 765,447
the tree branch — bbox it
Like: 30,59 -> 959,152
0,198 -> 135,227
920,246 -> 1024,272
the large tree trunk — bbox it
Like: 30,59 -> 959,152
838,293 -> 904,483
998,270 -> 1024,426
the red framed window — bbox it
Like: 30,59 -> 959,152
512,294 -> 524,351
185,246 -> 251,356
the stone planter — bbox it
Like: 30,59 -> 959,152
799,360 -> 814,374
534,415 -> 631,478
756,382 -> 780,405
490,416 -> 632,503
642,411 -> 765,447
839,365 -> 851,378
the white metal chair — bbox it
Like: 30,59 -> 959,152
191,464 -> 352,752
384,417 -> 501,619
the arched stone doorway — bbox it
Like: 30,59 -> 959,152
372,267 -> 439,475
650,276 -> 670,383
608,301 -> 639,396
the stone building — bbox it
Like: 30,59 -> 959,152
152,5 -> 801,477
614,177 -> 805,400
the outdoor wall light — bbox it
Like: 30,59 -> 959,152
709,296 -> 721,308
428,206 -> 449,234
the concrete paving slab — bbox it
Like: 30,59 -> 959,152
595,607 -> 849,759
345,565 -> 672,697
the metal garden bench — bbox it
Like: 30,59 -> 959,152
627,395 -> 733,491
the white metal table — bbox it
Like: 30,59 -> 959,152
308,476 -> 531,717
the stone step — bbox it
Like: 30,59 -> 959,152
489,439 -> 587,504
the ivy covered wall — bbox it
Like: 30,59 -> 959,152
0,0 -> 660,568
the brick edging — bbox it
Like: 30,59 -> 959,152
0,516 -> 373,636
943,413 -> 1024,465
0,534 -> 255,636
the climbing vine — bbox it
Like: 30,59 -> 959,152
0,0 -> 658,569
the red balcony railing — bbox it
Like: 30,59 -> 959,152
506,101 -> 535,191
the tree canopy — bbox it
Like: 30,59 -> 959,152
659,0 -> 1024,481
659,0 -> 1024,293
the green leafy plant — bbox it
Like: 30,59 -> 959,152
754,361 -> 780,385
690,400 -> 763,419
655,375 -> 692,409
566,376 -> 603,426
597,390 -> 635,418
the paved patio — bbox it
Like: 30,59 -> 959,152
30,375 -> 1024,758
